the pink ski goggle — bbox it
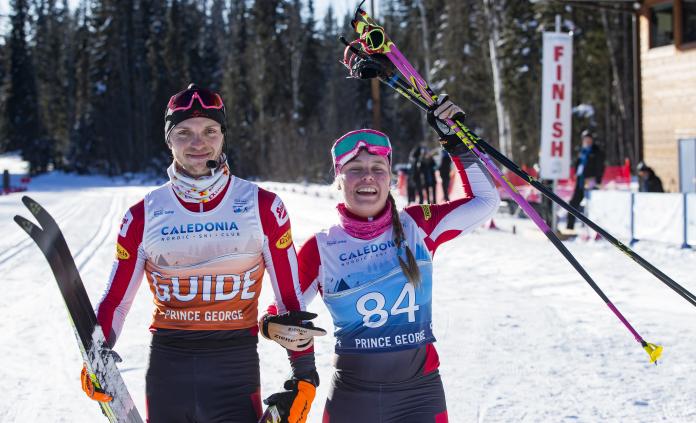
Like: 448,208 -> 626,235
167,89 -> 224,112
332,129 -> 392,172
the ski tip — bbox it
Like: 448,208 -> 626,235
13,214 -> 36,235
20,195 -> 43,215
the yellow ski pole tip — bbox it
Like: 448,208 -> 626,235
643,342 -> 663,364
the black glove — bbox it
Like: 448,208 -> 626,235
260,311 -> 327,351
349,53 -> 390,79
263,372 -> 319,423
426,95 -> 467,154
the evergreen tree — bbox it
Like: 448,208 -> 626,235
144,0 -> 171,168
222,0 -> 254,176
249,0 -> 285,177
34,0 -> 73,167
182,1 -> 205,87
199,0 -> 225,90
0,0 -> 639,179
0,35 -> 7,147
499,0 -> 542,166
164,0 -> 189,92
68,0 -> 94,173
4,0 -> 47,173
430,0 -> 496,149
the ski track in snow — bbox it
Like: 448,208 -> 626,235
1,175 -> 695,422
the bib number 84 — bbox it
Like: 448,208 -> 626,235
356,283 -> 419,328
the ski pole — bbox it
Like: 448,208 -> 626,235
339,33 -> 696,310
340,8 -> 664,363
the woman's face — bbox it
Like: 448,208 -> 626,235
338,150 -> 391,218
168,117 -> 224,177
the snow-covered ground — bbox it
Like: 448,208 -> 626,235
1,168 -> 695,422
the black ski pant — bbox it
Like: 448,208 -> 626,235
441,175 -> 450,202
322,370 -> 448,423
566,181 -> 584,230
145,338 -> 261,423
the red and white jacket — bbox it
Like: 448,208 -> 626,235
96,176 -> 305,348
296,149 -> 499,375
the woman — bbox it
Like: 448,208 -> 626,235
80,84 -> 324,423
296,99 -> 499,422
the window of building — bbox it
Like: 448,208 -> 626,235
683,0 -> 696,44
651,3 -> 674,47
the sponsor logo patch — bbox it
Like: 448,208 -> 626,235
275,229 -> 293,249
271,196 -> 289,226
116,243 -> 130,260
160,221 -> 239,236
119,210 -> 133,237
338,240 -> 396,261
233,199 -> 250,214
420,204 -> 432,221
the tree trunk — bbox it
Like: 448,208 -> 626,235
483,0 -> 513,159
416,0 -> 431,140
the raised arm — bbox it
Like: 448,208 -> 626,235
405,97 -> 500,255
405,146 -> 499,255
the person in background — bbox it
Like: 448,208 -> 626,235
421,149 -> 437,203
566,129 -> 605,231
2,169 -> 10,194
637,162 -> 664,193
439,149 -> 452,202
408,145 -> 425,204
405,162 -> 417,204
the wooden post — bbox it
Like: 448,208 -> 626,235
371,0 -> 381,130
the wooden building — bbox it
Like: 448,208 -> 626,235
639,0 -> 696,192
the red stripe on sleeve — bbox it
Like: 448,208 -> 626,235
258,188 -> 302,312
452,155 -> 474,198
96,200 -> 144,347
297,235 -> 321,294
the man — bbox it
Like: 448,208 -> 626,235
80,84 -> 325,423
637,162 -> 664,193
439,149 -> 452,202
566,129 -> 604,231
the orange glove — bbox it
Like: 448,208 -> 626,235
80,364 -> 112,402
263,378 -> 317,423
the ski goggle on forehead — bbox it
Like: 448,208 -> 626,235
167,88 -> 224,112
332,129 -> 392,172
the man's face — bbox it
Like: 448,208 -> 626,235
582,136 -> 593,148
167,117 -> 224,177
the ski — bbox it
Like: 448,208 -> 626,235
340,2 -> 665,363
259,404 -> 281,423
339,32 -> 695,309
14,196 -> 143,423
